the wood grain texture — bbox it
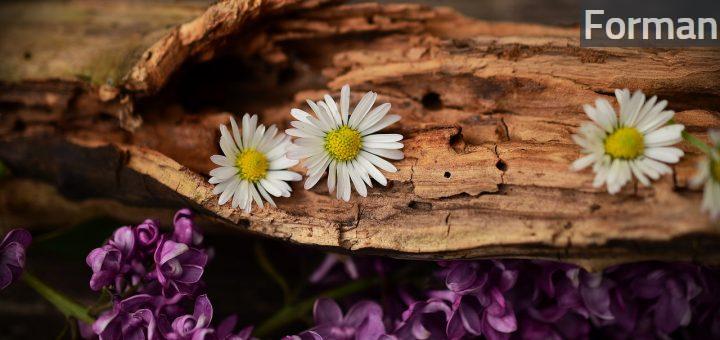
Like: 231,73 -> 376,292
1,0 -> 719,270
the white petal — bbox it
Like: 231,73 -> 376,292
340,84 -> 350,125
212,179 -> 232,195
267,170 -> 302,182
327,160 -> 338,193
347,163 -> 367,197
642,157 -> 673,175
360,151 -> 397,172
260,179 -> 282,197
291,121 -> 325,137
291,108 -> 312,123
623,90 -> 645,127
209,166 -> 238,180
583,103 -> 613,133
242,114 -> 258,149
219,125 -> 239,158
211,155 -> 234,167
596,99 -> 618,130
304,170 -> 324,190
257,184 -> 276,207
361,114 -> 401,136
709,130 -> 720,145
362,141 -> 403,150
571,154 -> 597,171
324,94 -> 342,126
229,116 -> 244,149
349,91 -> 377,128
232,180 -> 249,209
250,125 -> 265,148
286,128 -> 321,139
689,159 -> 710,188
629,161 -> 650,186
250,184 -> 264,209
357,155 -> 387,186
644,124 -> 684,147
351,159 -> 372,187
645,147 -> 684,164
338,163 -> 351,201
219,178 -> 240,205
357,103 -> 391,132
364,147 -> 404,160
270,157 -> 299,170
637,110 -> 674,134
363,134 -> 403,143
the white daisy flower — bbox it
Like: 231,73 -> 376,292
571,89 -> 685,194
689,130 -> 720,220
285,84 -> 403,201
209,114 -> 301,212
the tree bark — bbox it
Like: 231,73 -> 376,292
1,0 -> 719,270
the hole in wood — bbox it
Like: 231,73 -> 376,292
444,171 -> 451,178
421,91 -> 442,110
408,201 -> 432,211
495,160 -> 507,171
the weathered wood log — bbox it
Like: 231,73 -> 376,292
1,0 -> 719,270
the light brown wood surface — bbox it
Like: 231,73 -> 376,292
1,0 -> 719,270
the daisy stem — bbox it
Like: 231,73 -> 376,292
22,271 -> 95,324
682,131 -> 713,155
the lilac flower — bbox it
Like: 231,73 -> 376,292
309,254 -> 359,284
159,294 -> 213,339
436,261 -> 518,340
154,236 -> 208,295
136,219 -> 161,250
599,263 -> 703,338
93,294 -> 158,340
291,298 -> 386,340
173,209 -> 203,247
283,331 -> 322,340
86,226 -> 138,292
214,315 -> 254,340
391,299 -> 451,340
0,228 -> 31,290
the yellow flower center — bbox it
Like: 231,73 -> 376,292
604,127 -> 645,160
711,159 -> 720,182
235,149 -> 268,182
325,126 -> 362,162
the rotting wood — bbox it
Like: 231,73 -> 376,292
1,0 -> 719,270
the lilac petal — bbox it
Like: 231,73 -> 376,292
581,285 -> 613,320
2,229 -> 32,248
89,270 -> 117,291
193,294 -> 213,327
0,265 -> 13,290
111,226 -> 135,256
216,315 -> 238,337
459,298 -> 483,335
177,265 -> 205,284
309,255 -> 339,283
446,311 -> 466,339
356,313 -> 386,340
313,298 -> 343,325
446,263 -> 479,292
485,309 -> 517,333
344,300 -> 382,327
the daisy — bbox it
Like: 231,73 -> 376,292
689,130 -> 720,220
285,85 -> 403,201
209,114 -> 301,212
571,89 -> 685,194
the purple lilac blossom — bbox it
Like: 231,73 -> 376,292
172,209 -> 203,247
93,294 -> 159,340
153,235 -> 208,295
0,228 -> 31,290
159,294 -> 213,339
287,298 -> 386,340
